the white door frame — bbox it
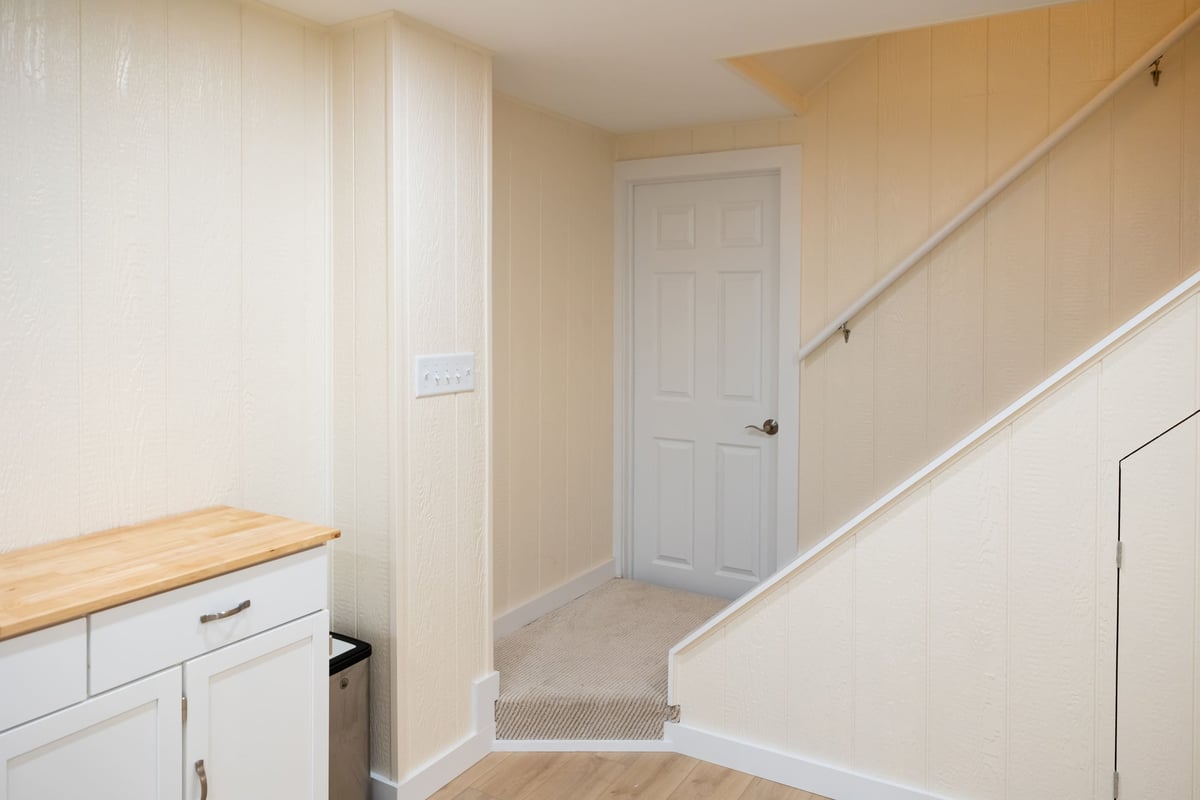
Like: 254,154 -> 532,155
612,145 -> 802,582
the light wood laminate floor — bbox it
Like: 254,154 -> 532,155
429,752 -> 831,800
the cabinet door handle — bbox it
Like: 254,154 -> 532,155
195,760 -> 208,800
200,599 -> 251,624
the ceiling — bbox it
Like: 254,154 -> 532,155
268,0 -> 1064,133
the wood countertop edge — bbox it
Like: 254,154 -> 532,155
0,529 -> 340,642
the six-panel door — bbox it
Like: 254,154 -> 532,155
632,174 -> 781,599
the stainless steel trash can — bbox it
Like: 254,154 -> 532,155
330,632 -> 371,800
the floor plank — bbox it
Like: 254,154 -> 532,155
665,759 -> 755,800
440,751 -> 830,800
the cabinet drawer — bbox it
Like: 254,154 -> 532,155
0,620 -> 87,732
89,547 -> 327,694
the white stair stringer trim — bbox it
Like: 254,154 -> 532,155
670,268 -> 1200,697
666,722 -> 950,800
370,671 -> 499,800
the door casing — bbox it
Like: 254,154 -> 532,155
612,146 -> 802,581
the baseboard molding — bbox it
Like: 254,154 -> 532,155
370,671 -> 500,800
666,722 -> 949,800
493,560 -> 616,638
493,738 -> 674,753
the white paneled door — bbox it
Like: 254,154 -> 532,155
632,174 -> 781,599
1117,412 -> 1200,797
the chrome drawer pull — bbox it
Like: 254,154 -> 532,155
200,599 -> 251,624
196,760 -> 208,800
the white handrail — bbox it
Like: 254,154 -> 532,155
797,6 -> 1200,363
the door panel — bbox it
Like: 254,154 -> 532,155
633,174 -> 780,598
184,612 -> 328,800
0,668 -> 181,800
1117,414 -> 1200,797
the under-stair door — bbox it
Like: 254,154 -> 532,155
631,174 -> 780,599
1117,412 -> 1200,797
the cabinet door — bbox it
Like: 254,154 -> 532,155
184,611 -> 328,800
0,667 -> 182,800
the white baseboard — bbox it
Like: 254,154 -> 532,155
493,738 -> 674,752
666,722 -> 949,800
493,560 -> 616,638
370,671 -> 500,800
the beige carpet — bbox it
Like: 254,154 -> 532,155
495,579 -> 728,740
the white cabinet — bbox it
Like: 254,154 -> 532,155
0,668 -> 182,800
0,548 -> 329,800
184,613 -> 328,800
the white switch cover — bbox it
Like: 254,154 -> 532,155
415,352 -> 476,398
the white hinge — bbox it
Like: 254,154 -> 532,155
182,697 -> 188,725
1116,541 -> 1124,569
1113,769 -> 1120,799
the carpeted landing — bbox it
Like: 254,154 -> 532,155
495,579 -> 728,740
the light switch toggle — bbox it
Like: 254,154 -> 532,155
415,353 -> 475,398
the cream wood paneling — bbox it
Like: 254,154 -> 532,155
0,0 -> 330,553
618,0 -> 1200,552
672,290 -> 1200,800
79,0 -> 169,531
0,0 -> 82,551
241,5 -> 329,526
166,0 -> 242,514
491,95 -> 616,617
329,14 -> 492,782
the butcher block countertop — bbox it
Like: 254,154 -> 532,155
0,506 -> 340,641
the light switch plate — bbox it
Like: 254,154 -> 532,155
415,352 -> 475,398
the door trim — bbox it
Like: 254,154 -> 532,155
612,145 -> 802,581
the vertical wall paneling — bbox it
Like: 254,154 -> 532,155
506,102 -> 543,611
539,115 -> 570,590
454,42 -> 491,705
79,0 -> 169,531
822,311 -> 875,531
930,19 -> 988,228
1048,0 -> 1115,126
852,489 -> 928,785
1045,108 -> 1113,371
492,98 -> 513,612
240,5 -> 324,523
675,630 -> 728,733
724,590 -> 788,749
927,434 -> 1008,799
346,19 -> 394,778
1111,45 -> 1183,324
405,27 -> 460,765
986,8 -> 1051,182
589,129 -> 616,565
491,96 -> 616,617
825,41 -> 878,314
784,540 -> 855,767
876,29 -> 932,275
927,217 -> 986,455
329,28 -> 357,639
1115,0 -> 1186,69
1184,25 -> 1200,272
1008,369 -> 1100,800
873,265 -> 929,495
0,0 -> 82,550
983,164 -> 1047,416
166,0 -> 242,515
